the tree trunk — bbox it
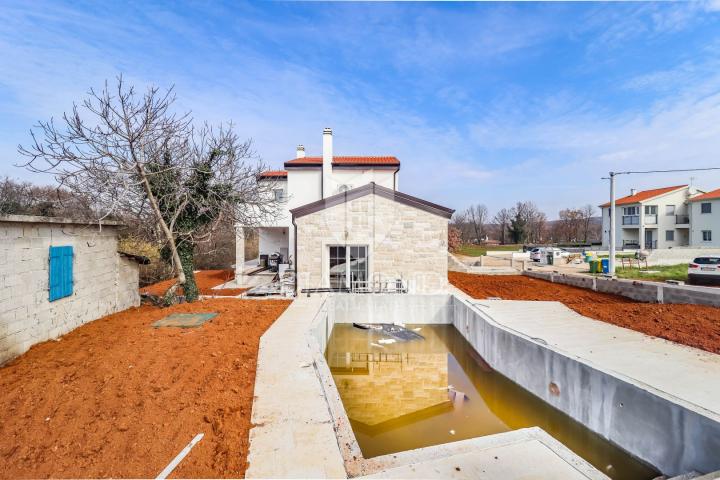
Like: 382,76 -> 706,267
135,163 -> 186,300
177,241 -> 199,301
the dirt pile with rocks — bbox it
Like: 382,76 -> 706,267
449,272 -> 720,354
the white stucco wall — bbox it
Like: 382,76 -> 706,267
287,169 -> 322,211
0,216 -> 140,364
690,198 -> 720,247
294,193 -> 449,294
258,227 -> 290,259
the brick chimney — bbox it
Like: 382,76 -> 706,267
322,128 -> 333,198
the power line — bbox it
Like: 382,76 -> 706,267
611,166 -> 720,176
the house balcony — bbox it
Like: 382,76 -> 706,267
644,214 -> 657,225
675,214 -> 690,226
622,215 -> 639,226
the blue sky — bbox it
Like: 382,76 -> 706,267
2,1 -> 720,218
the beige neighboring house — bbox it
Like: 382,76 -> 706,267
600,185 -> 702,250
235,128 -> 454,294
0,215 -> 143,364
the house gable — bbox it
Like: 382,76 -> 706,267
290,182 -> 454,220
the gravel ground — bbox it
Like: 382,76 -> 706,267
0,298 -> 290,478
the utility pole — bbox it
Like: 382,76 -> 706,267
609,172 -> 616,275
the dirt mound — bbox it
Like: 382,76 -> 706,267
141,269 -> 247,297
0,298 -> 290,478
449,272 -> 720,354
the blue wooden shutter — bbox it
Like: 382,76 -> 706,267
49,246 -> 73,301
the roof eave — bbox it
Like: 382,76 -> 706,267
290,182 -> 453,219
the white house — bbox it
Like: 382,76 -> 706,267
600,185 -> 700,250
235,128 -> 453,294
689,188 -> 720,247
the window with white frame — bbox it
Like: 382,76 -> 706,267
328,245 -> 368,289
702,230 -> 712,242
644,205 -> 657,215
622,206 -> 639,215
665,230 -> 674,242
273,189 -> 285,201
701,202 -> 712,214
666,205 -> 675,216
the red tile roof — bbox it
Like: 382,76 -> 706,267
284,156 -> 400,167
258,170 -> 288,178
599,185 -> 687,207
689,188 -> 720,202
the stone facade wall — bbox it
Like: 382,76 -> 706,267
0,217 -> 140,364
295,194 -> 449,294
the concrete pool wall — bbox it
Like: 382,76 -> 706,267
313,293 -> 720,477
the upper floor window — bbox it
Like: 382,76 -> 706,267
273,189 -> 285,201
665,205 -> 675,216
644,205 -> 657,215
701,202 -> 712,214
622,206 -> 639,216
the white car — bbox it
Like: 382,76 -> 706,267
529,248 -> 543,262
688,256 -> 720,285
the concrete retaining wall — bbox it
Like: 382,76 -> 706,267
450,296 -> 720,476
0,216 -> 140,364
316,293 -> 720,476
524,270 -> 720,307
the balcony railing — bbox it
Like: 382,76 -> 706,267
622,215 -> 639,225
675,214 -> 690,225
622,240 -> 639,249
644,214 -> 657,225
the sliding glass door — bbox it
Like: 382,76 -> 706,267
328,245 -> 368,289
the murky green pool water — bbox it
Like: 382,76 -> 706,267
325,323 -> 659,480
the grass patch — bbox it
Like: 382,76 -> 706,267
611,263 -> 688,282
596,252 -> 636,259
456,244 -> 522,257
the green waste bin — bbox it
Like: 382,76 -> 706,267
589,260 -> 599,273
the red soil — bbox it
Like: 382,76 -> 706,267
0,298 -> 290,478
449,272 -> 720,354
141,269 -> 247,297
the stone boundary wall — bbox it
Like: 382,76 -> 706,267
0,216 -> 140,364
524,270 -> 720,307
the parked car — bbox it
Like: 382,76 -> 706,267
688,256 -> 720,285
529,248 -> 543,262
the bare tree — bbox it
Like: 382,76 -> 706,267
493,208 -> 512,245
18,77 -> 277,302
465,204 -> 489,243
580,204 -> 596,243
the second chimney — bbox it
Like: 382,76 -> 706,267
296,145 -> 305,159
630,188 -> 637,196
322,128 -> 333,198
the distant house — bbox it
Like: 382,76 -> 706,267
236,128 -> 453,294
600,185 -> 701,250
688,188 -> 720,247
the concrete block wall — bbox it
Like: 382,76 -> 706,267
524,270 -> 720,307
0,217 -> 140,364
